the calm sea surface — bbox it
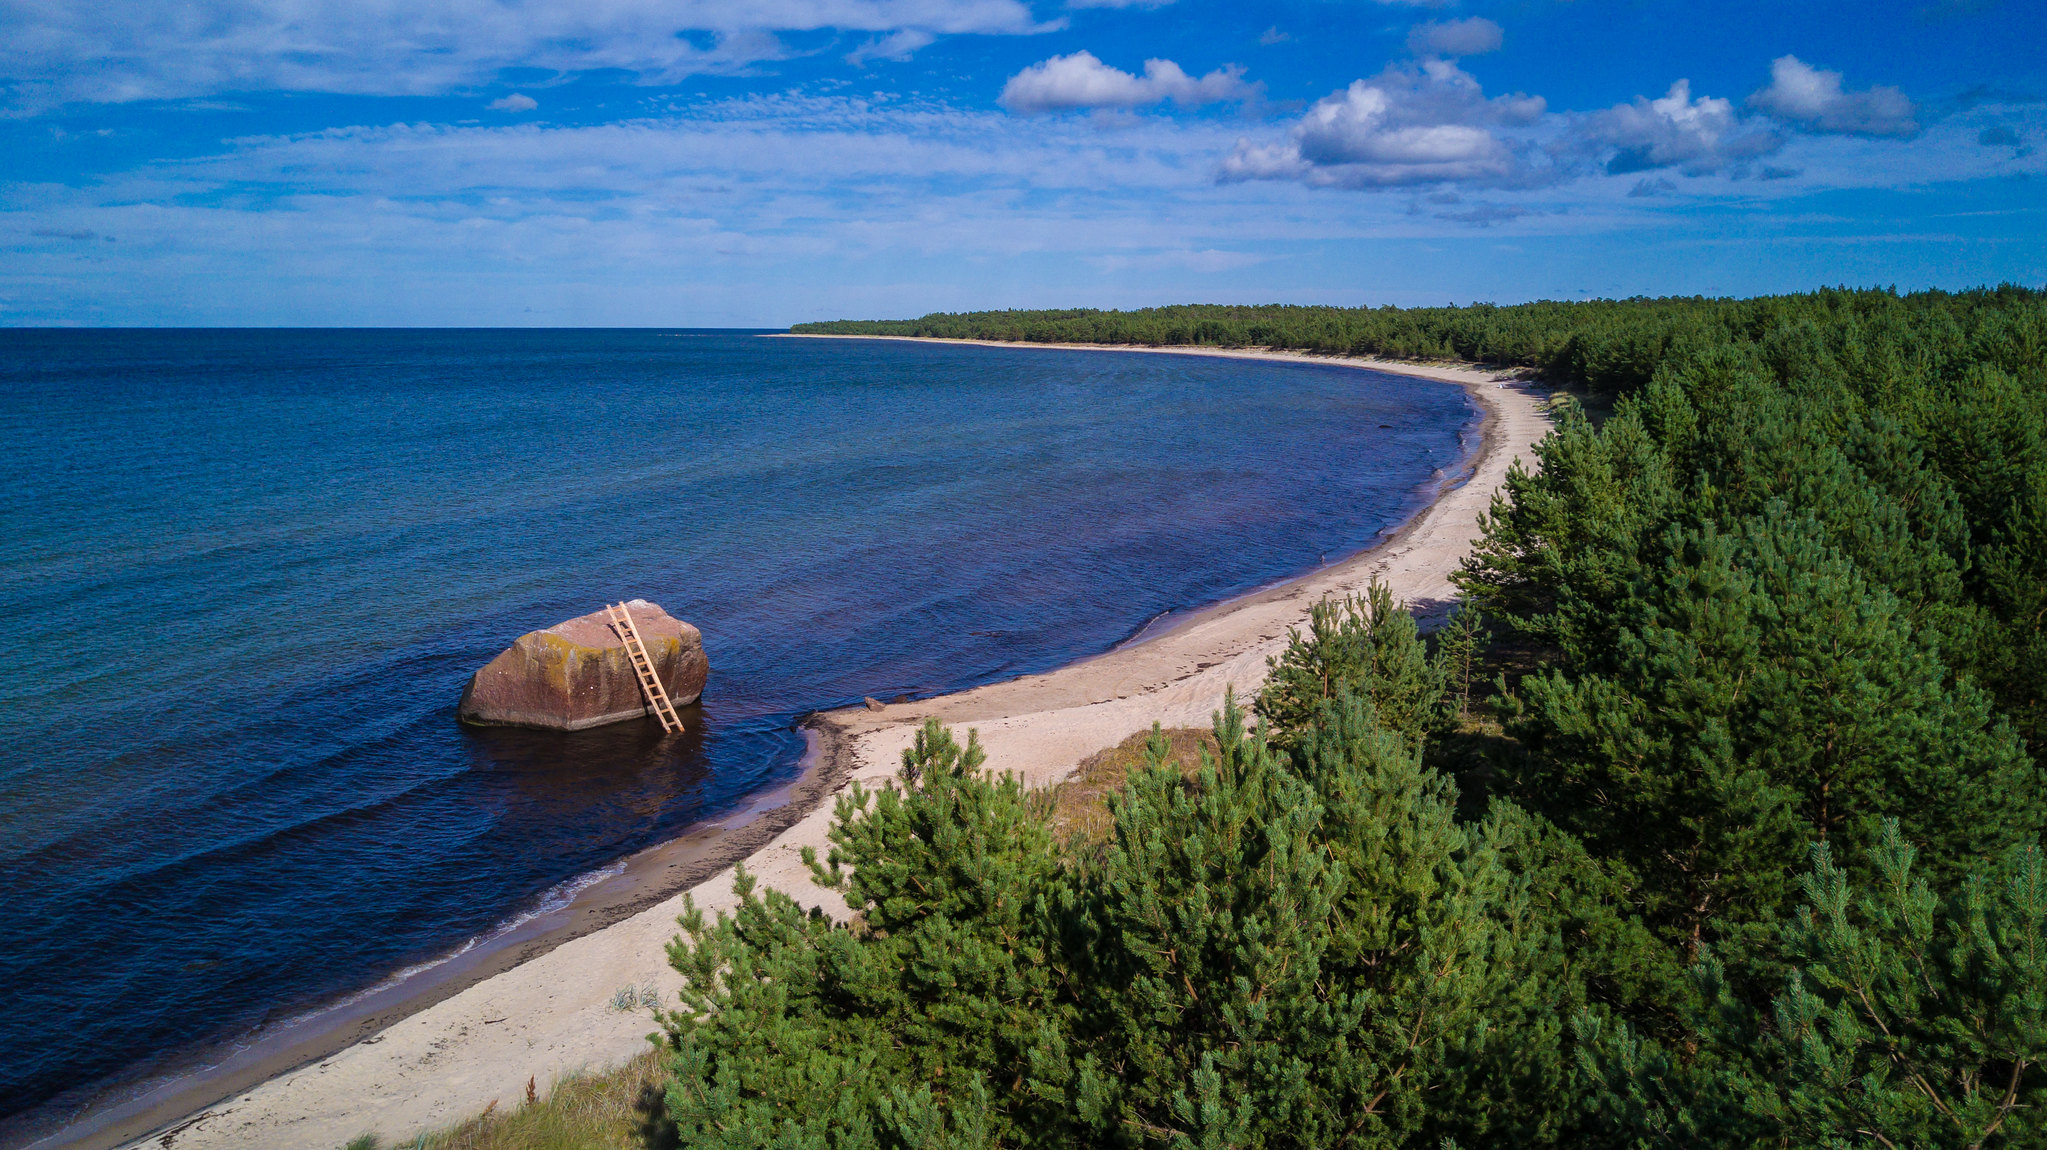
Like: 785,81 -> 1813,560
0,330 -> 1475,1124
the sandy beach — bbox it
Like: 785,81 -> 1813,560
102,342 -> 1552,1150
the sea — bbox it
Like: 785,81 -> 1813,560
0,329 -> 1477,1137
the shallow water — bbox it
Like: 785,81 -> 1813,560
0,330 -> 1475,1124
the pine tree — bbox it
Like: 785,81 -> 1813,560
1257,580 -> 1446,747
1070,691 -> 1521,1149
1581,823 -> 2047,1150
657,719 -> 1080,1148
1504,510 -> 2041,967
1753,823 -> 2047,1148
1431,599 -> 1490,722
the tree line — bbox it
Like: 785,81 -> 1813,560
652,287 -> 2047,1147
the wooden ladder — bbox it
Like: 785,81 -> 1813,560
606,602 -> 685,734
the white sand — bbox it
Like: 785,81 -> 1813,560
130,345 -> 1551,1149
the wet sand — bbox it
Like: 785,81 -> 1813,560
79,343 -> 1549,1150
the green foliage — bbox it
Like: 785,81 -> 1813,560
657,719 -> 1079,1148
1431,600 -> 1490,721
1424,287 -> 2047,996
658,694 -> 1641,1148
791,286 -> 2046,396
1256,580 -> 1446,746
621,286 -> 2047,1150
1505,509 -> 2040,967
1072,694 -> 1506,1148
1757,823 -> 2047,1148
1583,822 -> 2047,1150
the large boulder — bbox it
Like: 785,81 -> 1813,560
457,600 -> 708,730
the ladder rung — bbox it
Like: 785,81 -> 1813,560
607,601 -> 685,734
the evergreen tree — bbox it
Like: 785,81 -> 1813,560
1257,581 -> 1446,746
1430,599 -> 1490,722
1504,510 -> 2040,965
657,720 -> 1079,1148
1581,822 -> 2047,1150
1752,824 -> 2047,1148
1073,693 -> 1507,1149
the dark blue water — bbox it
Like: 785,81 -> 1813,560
0,330 -> 1475,1124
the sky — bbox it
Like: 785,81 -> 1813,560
1,0 -> 2042,326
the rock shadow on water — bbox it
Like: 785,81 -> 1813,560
456,702 -> 715,826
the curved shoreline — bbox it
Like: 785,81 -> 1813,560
77,341 -> 1548,1150
15,726 -> 857,1150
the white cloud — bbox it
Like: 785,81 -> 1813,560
0,0 -> 1050,108
1575,79 -> 1782,175
846,29 -> 936,65
487,94 -> 538,113
1406,17 -> 1502,58
1749,56 -> 1918,137
1221,60 -> 1545,188
1000,51 -> 1253,113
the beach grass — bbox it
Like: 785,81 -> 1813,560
352,1049 -> 675,1150
1049,725 -> 1216,851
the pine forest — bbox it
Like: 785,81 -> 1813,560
640,287 -> 2047,1149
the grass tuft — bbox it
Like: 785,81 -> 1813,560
1050,726 -> 1215,853
369,1050 -> 675,1150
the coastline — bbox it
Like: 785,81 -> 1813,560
79,341 -> 1550,1150
20,726 -> 855,1150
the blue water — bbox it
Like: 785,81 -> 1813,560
0,329 -> 1475,1125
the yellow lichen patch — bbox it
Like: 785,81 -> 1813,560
530,632 -> 590,692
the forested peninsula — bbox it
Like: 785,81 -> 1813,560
385,288 -> 2047,1149
665,288 -> 2047,1149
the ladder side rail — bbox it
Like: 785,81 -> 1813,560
608,602 -> 685,733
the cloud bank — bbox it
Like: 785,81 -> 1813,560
1222,61 -> 1544,188
1222,52 -> 1943,196
1578,79 -> 1782,175
6,84 -> 2041,326
0,0 -> 1048,107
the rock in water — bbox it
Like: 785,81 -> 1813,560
457,600 -> 708,730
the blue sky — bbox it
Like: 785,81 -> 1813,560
1,0 -> 2042,326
